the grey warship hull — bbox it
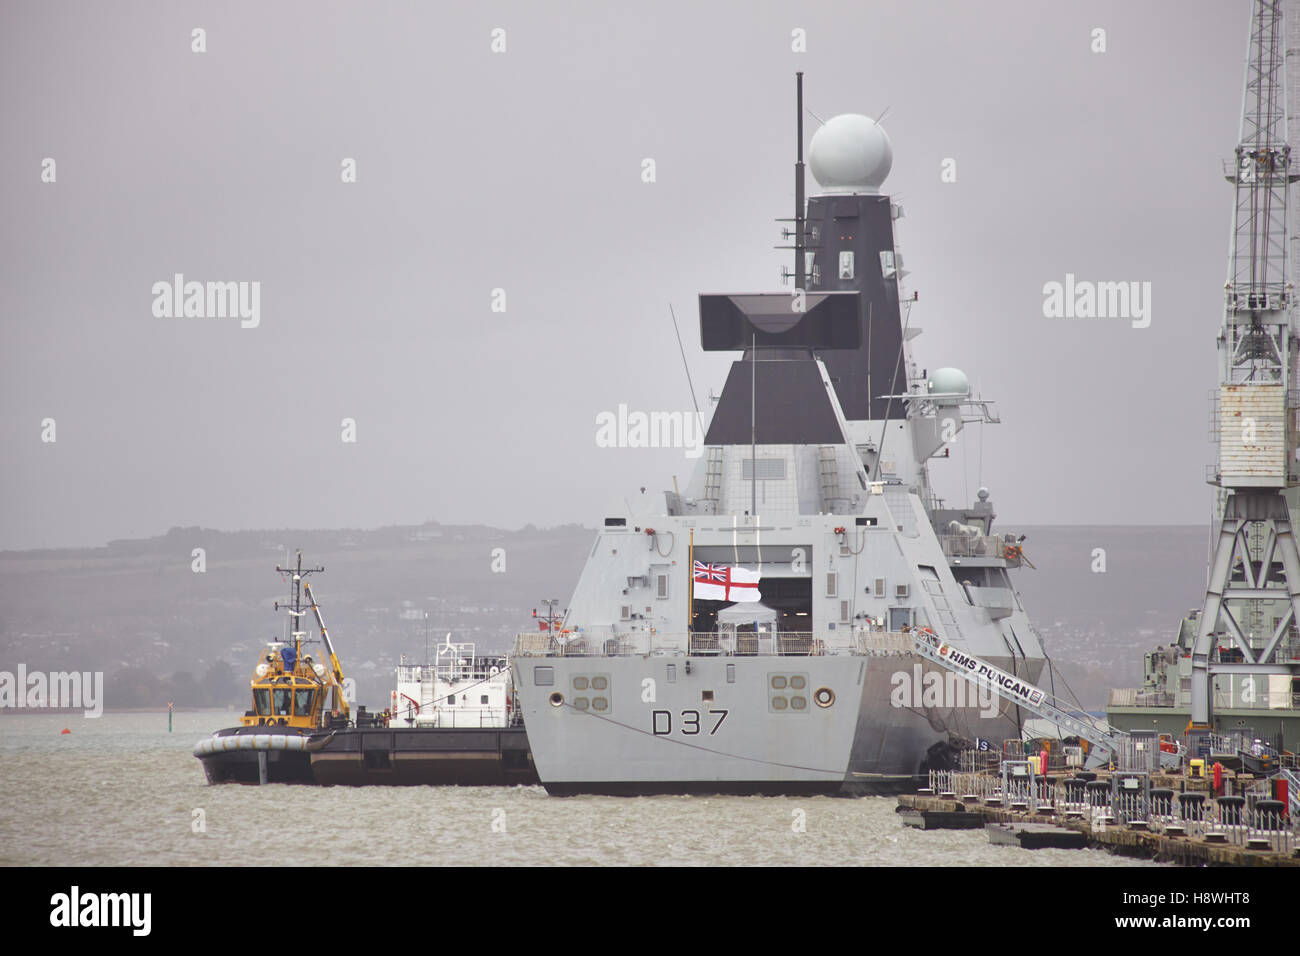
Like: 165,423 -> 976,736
518,654 -> 1023,796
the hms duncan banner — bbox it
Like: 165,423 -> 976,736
937,643 -> 1046,707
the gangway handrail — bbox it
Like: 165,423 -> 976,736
1280,767 -> 1300,816
908,629 -> 1129,766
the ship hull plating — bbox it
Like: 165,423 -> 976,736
195,726 -> 315,785
516,654 -> 1020,796
307,726 -> 537,786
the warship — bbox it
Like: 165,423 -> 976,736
512,75 -> 1051,795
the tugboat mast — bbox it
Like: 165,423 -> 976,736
275,550 -> 325,665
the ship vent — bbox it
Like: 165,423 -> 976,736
742,457 -> 787,480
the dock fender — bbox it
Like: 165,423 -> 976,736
918,738 -> 959,774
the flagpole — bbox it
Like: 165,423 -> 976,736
688,528 -> 695,644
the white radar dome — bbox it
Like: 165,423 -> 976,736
808,114 -> 893,194
927,367 -> 969,398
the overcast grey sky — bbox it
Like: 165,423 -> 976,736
0,1 -> 1251,549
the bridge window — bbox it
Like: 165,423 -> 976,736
273,689 -> 292,715
253,688 -> 270,716
295,689 -> 314,715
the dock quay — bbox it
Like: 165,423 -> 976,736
898,768 -> 1300,866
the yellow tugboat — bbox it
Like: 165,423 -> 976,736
194,551 -> 353,784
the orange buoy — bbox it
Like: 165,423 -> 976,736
60,728 -> 71,735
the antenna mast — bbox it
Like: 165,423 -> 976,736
275,550 -> 324,664
795,71 -> 806,291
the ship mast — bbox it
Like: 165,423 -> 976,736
1190,0 -> 1300,729
275,550 -> 324,666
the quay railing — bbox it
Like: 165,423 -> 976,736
924,766 -> 1300,855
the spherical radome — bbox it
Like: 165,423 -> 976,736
927,367 -> 969,398
808,114 -> 893,194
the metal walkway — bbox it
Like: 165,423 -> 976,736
910,631 -> 1128,767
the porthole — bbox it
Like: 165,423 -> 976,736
591,676 -> 608,690
549,692 -> 564,707
814,687 -> 835,708
771,676 -> 788,690
573,697 -> 590,710
771,695 -> 789,710
573,676 -> 589,690
592,697 -> 608,711
791,695 -> 807,710
790,675 -> 807,690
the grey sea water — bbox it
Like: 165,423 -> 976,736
0,711 -> 1160,867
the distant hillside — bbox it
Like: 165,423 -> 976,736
0,522 -> 1208,710
0,521 -> 594,708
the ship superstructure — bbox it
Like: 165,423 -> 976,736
391,635 -> 514,728
513,76 -> 1049,795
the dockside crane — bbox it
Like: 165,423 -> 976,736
1188,0 -> 1300,731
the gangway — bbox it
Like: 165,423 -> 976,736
909,629 -> 1129,769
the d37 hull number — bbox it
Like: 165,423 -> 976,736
652,709 -> 728,736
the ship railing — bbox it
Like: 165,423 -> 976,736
512,630 -> 925,658
937,534 -> 1018,560
416,707 -> 510,729
1107,688 -> 1176,708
